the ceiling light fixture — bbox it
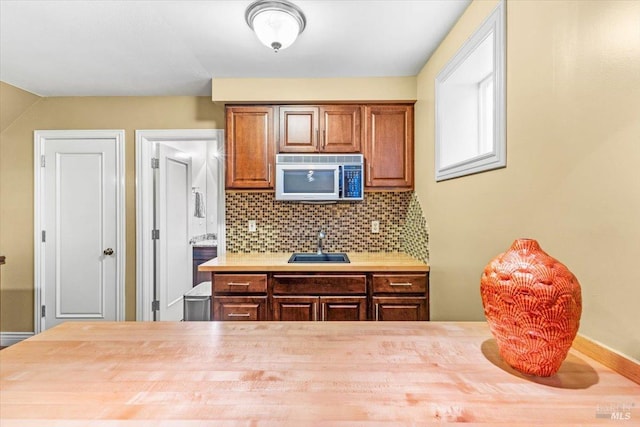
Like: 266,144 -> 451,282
245,0 -> 306,53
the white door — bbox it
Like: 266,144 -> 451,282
156,144 -> 192,320
37,131 -> 125,331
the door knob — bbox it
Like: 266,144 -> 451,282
103,248 -> 114,256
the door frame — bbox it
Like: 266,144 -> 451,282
33,130 -> 126,334
135,129 -> 225,321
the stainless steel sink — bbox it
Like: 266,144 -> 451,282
288,253 -> 350,263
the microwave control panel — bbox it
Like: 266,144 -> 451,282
341,165 -> 363,200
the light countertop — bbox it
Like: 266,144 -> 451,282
198,252 -> 428,272
192,240 -> 217,247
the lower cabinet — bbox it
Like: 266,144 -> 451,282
273,296 -> 367,321
212,273 -> 268,321
371,273 -> 430,321
210,271 -> 429,321
212,296 -> 268,321
272,274 -> 367,321
192,246 -> 217,286
372,296 -> 428,321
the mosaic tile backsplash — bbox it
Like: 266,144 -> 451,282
402,192 -> 430,262
226,191 -> 429,263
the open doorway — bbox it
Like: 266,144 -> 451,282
135,129 -> 225,321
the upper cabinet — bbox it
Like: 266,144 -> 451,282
278,105 -> 362,153
225,103 -> 414,190
226,106 -> 275,189
364,104 -> 414,189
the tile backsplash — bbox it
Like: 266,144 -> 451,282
225,191 -> 429,262
402,192 -> 430,262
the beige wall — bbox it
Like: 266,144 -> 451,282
211,77 -> 417,103
415,0 -> 640,361
0,93 -> 224,331
0,83 -> 42,133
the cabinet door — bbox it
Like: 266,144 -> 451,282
279,106 -> 319,152
373,296 -> 428,321
273,296 -> 318,321
320,296 -> 367,321
226,106 -> 275,188
364,105 -> 414,188
213,296 -> 268,321
193,247 -> 217,286
319,105 -> 362,153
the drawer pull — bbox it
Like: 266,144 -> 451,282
375,303 -> 380,321
227,282 -> 251,286
228,313 -> 251,318
389,282 -> 413,287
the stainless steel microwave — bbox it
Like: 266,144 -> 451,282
275,154 -> 364,201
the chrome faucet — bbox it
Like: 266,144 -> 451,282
316,229 -> 326,255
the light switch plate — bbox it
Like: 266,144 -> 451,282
371,220 -> 380,233
248,220 -> 256,232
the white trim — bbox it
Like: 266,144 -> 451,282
33,130 -> 126,333
135,129 -> 225,321
0,332 -> 35,347
435,0 -> 506,181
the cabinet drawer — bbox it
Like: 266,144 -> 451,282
372,274 -> 427,294
212,296 -> 267,321
272,274 -> 366,295
213,274 -> 267,293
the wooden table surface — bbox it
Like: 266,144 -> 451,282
1,321 -> 638,426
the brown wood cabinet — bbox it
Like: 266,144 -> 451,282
210,270 -> 428,321
225,106 -> 275,189
373,297 -> 428,321
278,105 -> 362,153
371,273 -> 429,321
364,104 -> 414,189
271,274 -> 367,321
273,296 -> 367,321
212,273 -> 268,321
192,246 -> 217,287
212,296 -> 268,321
225,103 -> 414,190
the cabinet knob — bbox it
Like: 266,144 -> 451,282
103,248 -> 114,256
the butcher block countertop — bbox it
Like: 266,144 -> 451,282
199,251 -> 429,272
1,321 -> 638,426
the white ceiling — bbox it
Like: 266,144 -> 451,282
0,0 -> 471,97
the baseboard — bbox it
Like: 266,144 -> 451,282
0,332 -> 34,347
573,334 -> 640,385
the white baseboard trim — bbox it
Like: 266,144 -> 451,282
1,332 -> 35,347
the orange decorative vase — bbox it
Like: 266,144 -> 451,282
480,239 -> 582,377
